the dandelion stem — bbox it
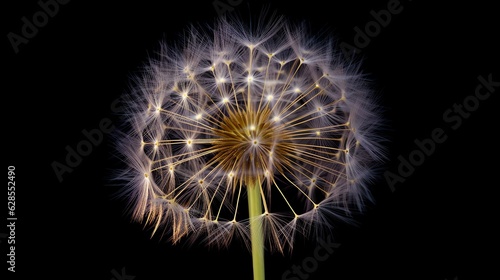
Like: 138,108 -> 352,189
248,181 -> 265,280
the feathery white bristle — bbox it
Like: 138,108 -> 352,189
114,14 -> 385,253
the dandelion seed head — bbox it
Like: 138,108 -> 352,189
115,14 -> 386,253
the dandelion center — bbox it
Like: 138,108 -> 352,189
211,106 -> 291,186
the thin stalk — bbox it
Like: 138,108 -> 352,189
248,181 -> 265,280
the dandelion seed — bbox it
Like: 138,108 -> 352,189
114,13 -> 385,280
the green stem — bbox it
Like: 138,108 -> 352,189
248,181 -> 265,280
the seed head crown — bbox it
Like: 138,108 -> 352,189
115,15 -> 385,253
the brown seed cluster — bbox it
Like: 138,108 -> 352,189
211,106 -> 291,186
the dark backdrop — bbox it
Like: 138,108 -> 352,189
3,1 -> 498,279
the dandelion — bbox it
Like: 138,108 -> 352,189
115,13 -> 385,280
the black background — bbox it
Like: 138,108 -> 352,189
3,0 -> 499,279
